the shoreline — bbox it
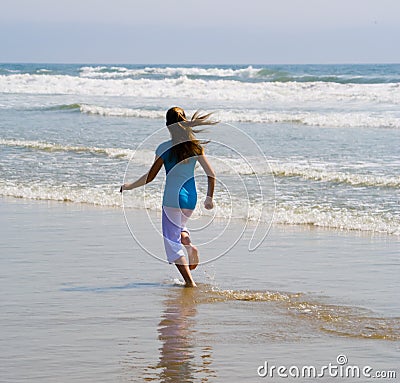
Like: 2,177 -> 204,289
2,195 -> 399,313
1,194 -> 397,239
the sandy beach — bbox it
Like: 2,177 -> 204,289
1,197 -> 398,382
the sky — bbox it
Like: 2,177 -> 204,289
0,0 -> 399,64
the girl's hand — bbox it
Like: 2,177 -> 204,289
204,196 -> 214,210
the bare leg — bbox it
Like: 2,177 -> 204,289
174,256 -> 197,287
181,232 -> 199,270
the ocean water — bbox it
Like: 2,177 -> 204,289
0,63 -> 399,235
1,64 -> 399,381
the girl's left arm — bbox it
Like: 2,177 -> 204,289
120,156 -> 163,192
198,154 -> 216,210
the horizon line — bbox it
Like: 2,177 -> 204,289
1,61 -> 400,66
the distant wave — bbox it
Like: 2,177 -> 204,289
0,68 -> 21,75
77,104 -> 400,129
2,64 -> 400,83
46,103 -> 81,111
80,104 -> 165,119
0,180 -> 398,236
7,103 -> 399,129
79,65 -> 261,80
78,65 -> 400,84
1,74 -> 399,105
1,138 -> 399,188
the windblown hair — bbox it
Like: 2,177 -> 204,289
166,107 -> 217,163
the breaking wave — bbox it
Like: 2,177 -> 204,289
1,74 -> 399,106
1,139 -> 398,188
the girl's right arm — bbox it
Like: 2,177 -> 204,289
120,156 -> 163,192
198,154 -> 216,210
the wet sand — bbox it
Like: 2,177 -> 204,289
1,197 -> 399,382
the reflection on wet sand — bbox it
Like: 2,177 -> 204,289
156,286 -> 215,383
123,285 -> 400,381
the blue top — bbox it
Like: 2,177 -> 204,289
156,140 -> 198,210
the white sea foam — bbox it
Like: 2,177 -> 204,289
1,138 -> 398,188
0,181 -> 123,207
1,74 -> 399,106
3,69 -> 21,73
209,158 -> 400,188
0,180 -> 398,236
79,104 -> 400,129
79,65 -> 261,79
273,205 -> 400,236
218,110 -> 400,129
78,66 -> 400,84
80,104 -> 164,119
269,162 -> 400,188
0,138 -> 136,158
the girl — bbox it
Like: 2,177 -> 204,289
120,107 -> 216,287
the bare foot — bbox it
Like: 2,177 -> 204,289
175,258 -> 196,287
188,245 -> 199,270
185,281 -> 197,288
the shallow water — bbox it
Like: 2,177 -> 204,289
1,198 -> 398,382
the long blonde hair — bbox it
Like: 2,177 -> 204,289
166,107 -> 217,163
